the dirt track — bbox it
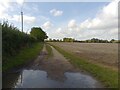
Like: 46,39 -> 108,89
3,44 -> 103,88
25,44 -> 103,87
28,44 -> 80,81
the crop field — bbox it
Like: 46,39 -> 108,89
50,42 -> 118,70
2,1 -> 118,88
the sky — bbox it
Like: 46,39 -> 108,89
0,0 -> 119,40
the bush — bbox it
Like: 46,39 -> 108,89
1,21 -> 37,62
30,27 -> 48,42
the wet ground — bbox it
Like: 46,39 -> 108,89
3,44 -> 103,88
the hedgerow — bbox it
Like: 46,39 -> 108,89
1,21 -> 37,62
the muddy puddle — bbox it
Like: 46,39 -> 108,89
3,69 -> 101,88
3,45 -> 102,88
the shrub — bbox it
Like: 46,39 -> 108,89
1,21 -> 36,62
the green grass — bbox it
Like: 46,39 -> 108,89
50,43 -> 118,88
46,44 -> 53,58
3,42 -> 44,72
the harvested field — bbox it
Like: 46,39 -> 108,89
49,42 -> 118,70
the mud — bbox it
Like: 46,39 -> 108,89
3,44 -> 103,88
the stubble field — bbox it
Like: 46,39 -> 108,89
50,42 -> 118,70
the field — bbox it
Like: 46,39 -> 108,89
49,42 -> 118,70
3,42 -> 118,88
49,42 -> 118,87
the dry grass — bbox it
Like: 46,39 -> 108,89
49,42 -> 118,70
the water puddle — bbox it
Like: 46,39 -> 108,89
3,69 -> 101,88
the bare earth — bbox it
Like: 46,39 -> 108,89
3,44 -> 103,88
29,44 -> 81,81
27,44 -> 103,87
49,42 -> 118,70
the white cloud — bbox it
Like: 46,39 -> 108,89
42,21 -> 53,30
0,1 -> 10,18
0,0 -> 118,40
50,28 -> 64,39
16,0 -> 24,6
0,1 -> 36,24
49,0 -> 118,40
56,28 -> 62,33
68,19 -> 77,29
79,0 -> 118,31
78,0 -> 118,40
23,15 -> 36,23
50,9 -> 63,16
38,16 -> 49,22
3,14 -> 36,24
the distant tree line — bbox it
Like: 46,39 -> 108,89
63,38 -> 75,42
46,38 -> 120,43
47,38 -> 75,42
79,38 -> 120,43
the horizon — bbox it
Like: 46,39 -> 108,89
0,0 -> 118,40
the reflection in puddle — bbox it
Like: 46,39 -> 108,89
3,70 -> 101,88
64,72 -> 99,88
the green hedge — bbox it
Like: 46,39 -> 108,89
1,21 -> 37,63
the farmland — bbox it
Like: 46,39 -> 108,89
1,1 -> 119,89
49,42 -> 118,88
2,21 -> 118,88
49,42 -> 118,70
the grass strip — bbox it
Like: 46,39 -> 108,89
3,42 -> 44,72
50,44 -> 118,88
46,44 -> 53,58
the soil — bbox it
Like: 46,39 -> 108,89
27,44 -> 81,81
3,44 -> 103,88
49,42 -> 118,70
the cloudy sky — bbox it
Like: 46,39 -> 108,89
0,0 -> 118,40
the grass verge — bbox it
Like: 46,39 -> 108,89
46,44 -> 53,58
3,42 -> 44,72
50,43 -> 118,88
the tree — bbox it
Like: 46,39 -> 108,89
30,27 -> 48,42
91,38 -> 99,43
110,39 -> 115,43
49,38 -> 52,42
63,38 -> 74,42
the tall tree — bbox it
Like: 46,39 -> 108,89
30,27 -> 48,42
